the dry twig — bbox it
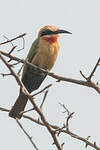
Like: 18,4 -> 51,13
0,33 -> 26,46
16,119 -> 39,150
40,90 -> 48,109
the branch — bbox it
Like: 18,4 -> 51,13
58,112 -> 100,150
0,33 -> 26,45
0,106 -> 59,129
0,106 -> 100,150
80,58 -> 100,81
1,50 -> 100,94
61,129 -> 100,150
0,54 -> 62,150
40,90 -> 48,109
16,119 -> 39,150
32,83 -> 52,97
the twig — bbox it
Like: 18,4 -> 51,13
87,58 -> 100,81
8,46 -> 17,55
40,90 -> 48,109
10,61 -> 20,66
80,58 -> 100,81
61,129 -> 100,150
3,35 -> 14,46
0,107 -> 9,112
0,54 -> 24,89
0,73 -> 12,77
32,83 -> 52,97
17,36 -> 25,51
19,108 -> 34,115
66,112 -> 74,130
59,103 -> 71,115
0,106 -> 58,129
58,112 -> 100,150
0,33 -> 26,45
16,119 -> 39,150
17,64 -> 24,75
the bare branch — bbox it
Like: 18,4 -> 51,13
1,50 -> 100,94
8,46 -> 17,55
66,112 -> 74,130
3,35 -> 14,47
0,106 -> 100,150
17,35 -> 25,51
61,129 -> 100,150
40,90 -> 48,109
58,112 -> 100,150
0,107 -> 58,129
16,119 -> 39,150
80,58 -> 100,81
19,108 -> 34,115
0,73 -> 12,77
0,107 -> 9,112
17,64 -> 24,75
59,103 -> 71,115
0,54 -> 62,150
0,33 -> 26,45
32,83 -> 52,97
87,58 -> 100,81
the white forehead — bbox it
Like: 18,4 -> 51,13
39,25 -> 59,32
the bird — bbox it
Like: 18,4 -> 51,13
9,25 -> 72,119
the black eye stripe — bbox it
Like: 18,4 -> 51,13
40,29 -> 54,36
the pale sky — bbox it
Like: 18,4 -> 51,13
0,0 -> 100,150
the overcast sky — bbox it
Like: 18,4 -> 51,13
0,0 -> 100,150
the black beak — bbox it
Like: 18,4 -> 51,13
54,29 -> 72,35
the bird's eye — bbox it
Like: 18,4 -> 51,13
40,29 -> 54,36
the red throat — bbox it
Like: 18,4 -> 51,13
43,36 -> 58,43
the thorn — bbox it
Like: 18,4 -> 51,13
97,82 -> 99,85
85,143 -> 88,148
80,70 -> 87,80
86,136 -> 91,140
94,142 -> 96,146
61,142 -> 65,148
56,79 -> 61,82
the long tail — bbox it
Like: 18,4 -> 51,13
9,92 -> 28,119
9,69 -> 47,119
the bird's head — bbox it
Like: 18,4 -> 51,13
38,25 -> 72,43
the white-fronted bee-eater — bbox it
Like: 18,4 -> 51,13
9,25 -> 72,119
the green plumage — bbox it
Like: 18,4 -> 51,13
22,39 -> 39,79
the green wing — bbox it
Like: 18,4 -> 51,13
27,38 -> 39,63
22,39 -> 39,79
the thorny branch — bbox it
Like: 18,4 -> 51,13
0,34 -> 100,150
80,58 -> 100,82
0,50 -> 100,93
0,106 -> 100,150
40,90 -> 48,109
0,33 -> 26,46
16,119 -> 39,150
0,54 -> 62,150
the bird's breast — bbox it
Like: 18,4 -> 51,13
32,41 -> 59,70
